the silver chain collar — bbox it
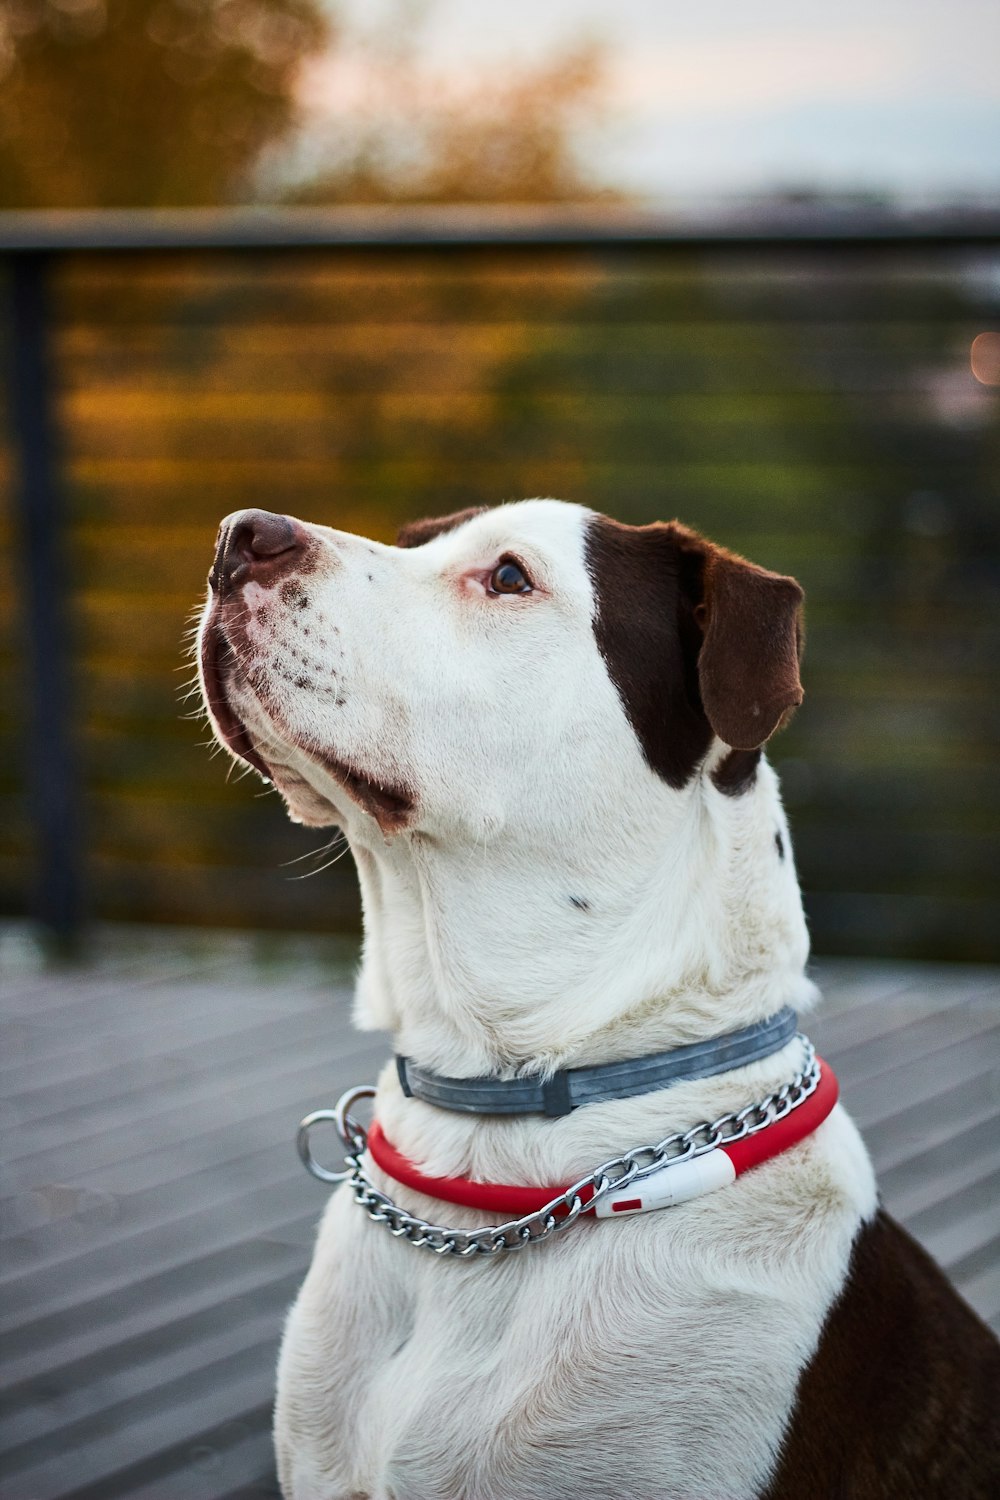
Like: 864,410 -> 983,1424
297,1038 -> 819,1257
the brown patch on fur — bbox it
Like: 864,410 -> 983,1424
584,518 -> 713,788
396,508 -> 486,549
763,1210 -> 1000,1499
697,546 -> 804,752
280,578 -> 306,607
712,746 -> 763,795
584,517 -> 804,790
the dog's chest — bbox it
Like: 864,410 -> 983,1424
275,1147 -> 866,1500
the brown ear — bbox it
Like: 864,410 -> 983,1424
696,549 -> 804,750
396,507 -> 485,549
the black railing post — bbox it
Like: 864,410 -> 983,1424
6,251 -> 82,949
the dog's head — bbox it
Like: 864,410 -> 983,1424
197,500 -> 803,852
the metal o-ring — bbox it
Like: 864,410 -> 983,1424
297,1085 -> 377,1184
333,1084 -> 377,1148
297,1110 -> 351,1184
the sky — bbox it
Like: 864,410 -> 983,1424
310,0 -> 1000,202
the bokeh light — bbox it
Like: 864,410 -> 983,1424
970,331 -> 1000,386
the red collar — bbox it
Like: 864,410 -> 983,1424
367,1059 -> 838,1220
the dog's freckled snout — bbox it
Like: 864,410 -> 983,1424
280,578 -> 309,610
210,509 -> 307,594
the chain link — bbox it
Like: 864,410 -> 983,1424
298,1039 -> 820,1257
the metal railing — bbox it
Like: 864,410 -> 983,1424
4,203 -> 999,946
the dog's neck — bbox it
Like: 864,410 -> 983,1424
349,751 -> 814,1079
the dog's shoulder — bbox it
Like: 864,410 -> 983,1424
764,1207 -> 1000,1499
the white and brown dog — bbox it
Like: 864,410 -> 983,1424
198,500 -> 999,1500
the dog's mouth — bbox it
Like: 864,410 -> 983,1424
312,751 -> 415,833
199,616 -> 272,779
199,614 -> 416,833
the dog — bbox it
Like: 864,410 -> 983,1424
198,499 -> 999,1500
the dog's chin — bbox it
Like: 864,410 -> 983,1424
269,754 -> 414,836
266,765 -> 343,828
312,752 -> 415,835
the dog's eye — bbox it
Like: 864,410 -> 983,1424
489,558 -> 532,595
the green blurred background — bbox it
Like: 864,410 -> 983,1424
1,2 -> 998,960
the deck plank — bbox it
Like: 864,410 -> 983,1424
2,927 -> 997,1500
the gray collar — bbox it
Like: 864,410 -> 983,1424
395,1006 -> 798,1117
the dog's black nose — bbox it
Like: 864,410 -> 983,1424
209,509 -> 306,594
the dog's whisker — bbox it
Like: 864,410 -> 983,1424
280,837 -> 343,868
288,840 -> 351,879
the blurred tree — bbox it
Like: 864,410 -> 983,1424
0,0 -> 612,208
0,0 -> 332,207
279,40 -> 612,204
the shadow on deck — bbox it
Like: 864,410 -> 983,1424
2,925 -> 998,1500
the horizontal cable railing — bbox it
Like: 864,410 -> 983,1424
2,203 -> 1000,253
2,207 -> 999,952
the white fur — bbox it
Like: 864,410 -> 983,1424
198,499 -> 877,1500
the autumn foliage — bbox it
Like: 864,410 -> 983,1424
0,0 -> 330,207
0,0 -> 609,208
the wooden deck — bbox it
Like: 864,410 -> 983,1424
2,925 -> 998,1500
